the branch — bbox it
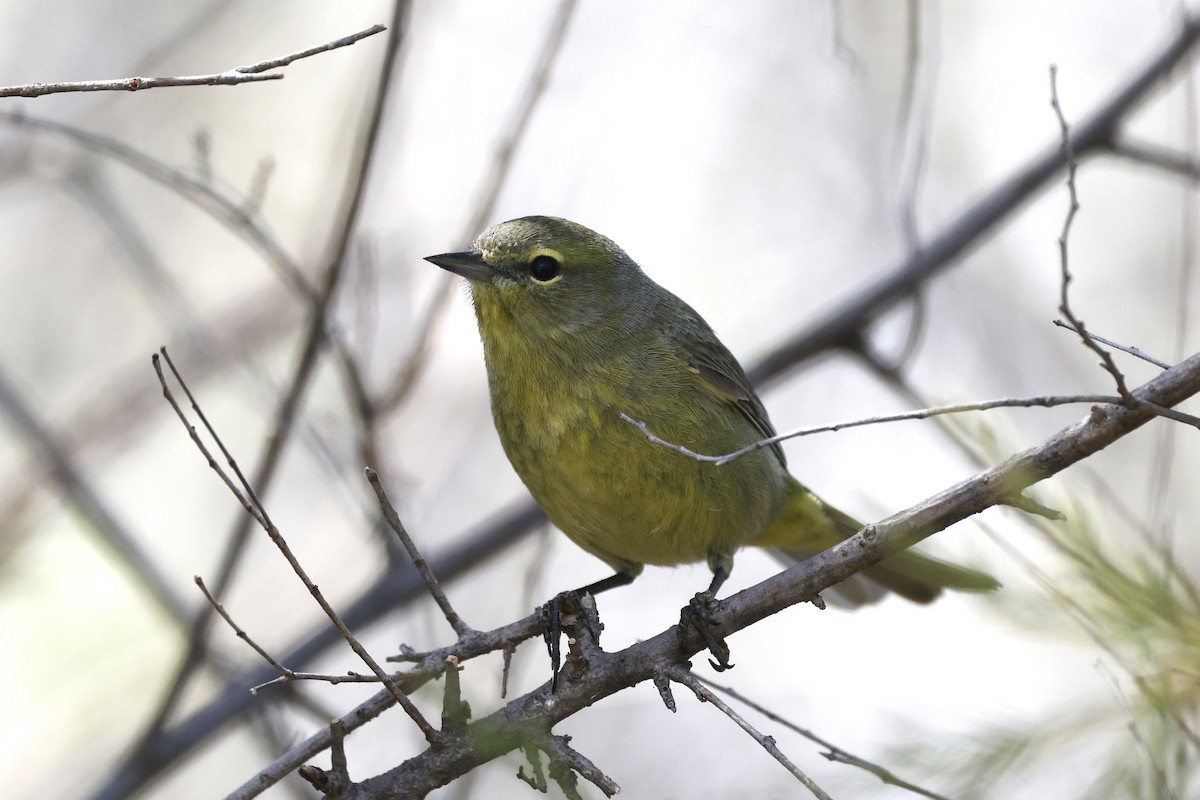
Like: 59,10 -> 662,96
0,25 -> 386,98
89,502 -> 544,800
336,352 -> 1200,798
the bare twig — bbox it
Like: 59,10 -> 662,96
155,350 -> 440,743
195,575 -> 383,692
366,469 -> 474,636
621,394 -> 1127,466
669,668 -> 834,800
89,501 -> 545,800
1052,319 -> 1173,369
155,350 -> 267,526
194,576 -> 292,678
696,676 -> 952,800
135,0 -> 413,757
0,25 -> 385,98
1050,64 -> 1135,403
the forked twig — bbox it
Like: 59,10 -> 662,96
1050,65 -> 1135,403
155,349 -> 439,743
0,25 -> 385,97
193,576 -> 386,692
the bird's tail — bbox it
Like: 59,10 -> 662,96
752,477 -> 999,608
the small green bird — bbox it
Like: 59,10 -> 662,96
427,216 -> 997,606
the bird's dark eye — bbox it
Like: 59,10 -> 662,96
529,254 -> 562,283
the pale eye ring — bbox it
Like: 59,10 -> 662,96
529,254 -> 561,282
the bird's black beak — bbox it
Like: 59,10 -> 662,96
424,250 -> 496,283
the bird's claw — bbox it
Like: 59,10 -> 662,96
681,591 -> 734,671
542,590 -> 602,691
541,591 -> 573,692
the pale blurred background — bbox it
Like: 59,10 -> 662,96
1,1 -> 1197,798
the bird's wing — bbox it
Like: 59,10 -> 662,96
665,306 -> 787,468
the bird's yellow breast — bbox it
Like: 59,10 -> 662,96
476,296 -> 787,573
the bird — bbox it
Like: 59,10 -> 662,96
426,216 -> 997,609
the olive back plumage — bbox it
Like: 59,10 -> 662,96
435,216 -> 996,605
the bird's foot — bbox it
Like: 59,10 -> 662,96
540,590 -> 602,691
680,590 -> 734,671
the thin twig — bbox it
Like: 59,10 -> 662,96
539,733 -> 620,798
1051,319 -> 1173,369
366,469 -> 474,636
158,350 -> 269,524
194,576 -> 293,678
236,25 -> 386,73
621,394 -> 1126,465
1050,65 -> 1135,403
156,351 -> 440,743
695,676 -> 952,800
135,0 -> 414,756
251,672 -> 388,692
90,502 -> 545,800
195,575 -> 385,691
0,25 -> 385,97
668,667 -> 834,800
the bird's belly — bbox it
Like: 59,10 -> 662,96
492,383 -> 786,571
